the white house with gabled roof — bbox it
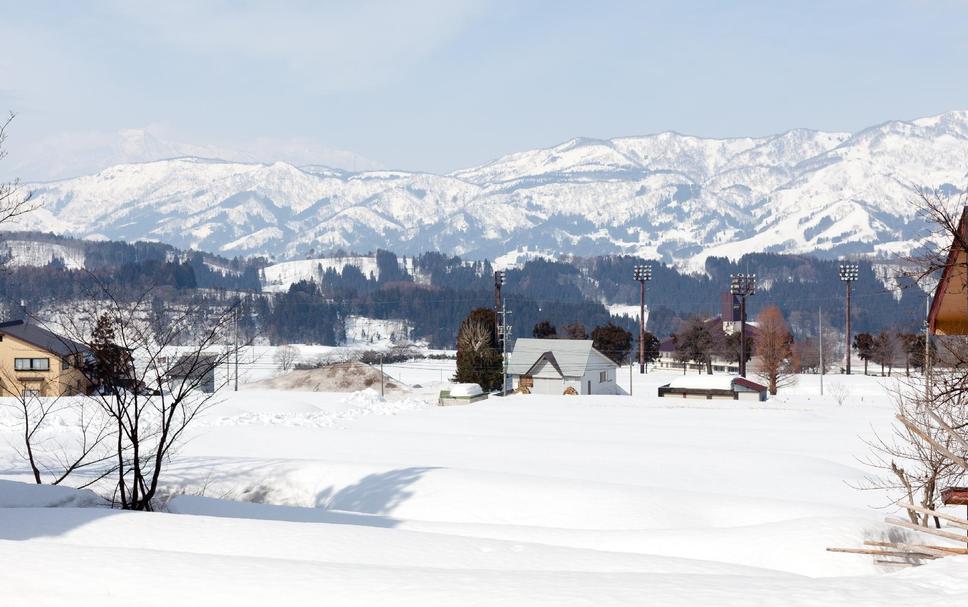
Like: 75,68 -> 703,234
507,338 -> 619,395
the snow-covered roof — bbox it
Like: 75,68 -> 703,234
450,383 -> 483,397
665,375 -> 767,392
507,338 -> 616,377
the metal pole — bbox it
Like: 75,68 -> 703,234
629,359 -> 633,396
845,282 -> 852,375
380,353 -> 385,397
819,306 -> 824,396
739,294 -> 747,378
234,306 -> 239,392
502,298 -> 508,395
639,279 -> 645,374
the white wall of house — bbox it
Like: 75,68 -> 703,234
530,358 -> 566,395
578,367 -> 618,395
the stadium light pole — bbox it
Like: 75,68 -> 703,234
729,273 -> 756,378
494,270 -> 506,312
839,263 -> 859,375
633,264 -> 652,374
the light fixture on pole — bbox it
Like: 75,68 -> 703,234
839,263 -> 859,375
633,264 -> 652,374
494,270 -> 506,311
729,273 -> 756,378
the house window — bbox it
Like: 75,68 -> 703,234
599,371 -> 607,383
15,358 -> 50,371
21,388 -> 40,398
61,358 -> 70,371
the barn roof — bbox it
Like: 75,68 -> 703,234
507,338 -> 616,377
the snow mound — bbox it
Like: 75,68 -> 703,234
0,480 -> 101,508
449,383 -> 483,397
204,389 -> 432,429
245,360 -> 408,393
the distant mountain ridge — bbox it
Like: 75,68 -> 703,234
12,111 -> 968,269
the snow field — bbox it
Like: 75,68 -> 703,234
2,366 -> 968,604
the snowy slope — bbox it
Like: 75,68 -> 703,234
12,111 -> 968,268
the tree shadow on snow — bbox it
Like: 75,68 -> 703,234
316,466 -> 440,517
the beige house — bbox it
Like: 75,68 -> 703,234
0,320 -> 90,397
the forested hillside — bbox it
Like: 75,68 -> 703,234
0,233 -> 927,348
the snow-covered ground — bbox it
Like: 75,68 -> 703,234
2,364 -> 968,605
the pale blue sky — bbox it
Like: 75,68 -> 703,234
2,0 -> 968,177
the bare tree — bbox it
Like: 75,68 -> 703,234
0,113 -> 36,228
872,330 -> 900,376
857,376 -> 967,526
273,344 -> 299,372
0,366 -> 114,486
60,285 -> 243,511
753,305 -> 795,394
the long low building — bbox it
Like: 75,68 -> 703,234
507,338 -> 620,395
658,375 -> 768,401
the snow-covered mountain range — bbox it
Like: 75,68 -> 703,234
13,111 -> 968,269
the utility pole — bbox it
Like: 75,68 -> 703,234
729,273 -> 757,377
629,355 -> 633,396
495,270 -> 509,395
839,263 -> 858,374
819,306 -> 824,396
233,305 -> 239,391
494,270 -> 506,312
633,264 -> 652,374
497,298 -> 511,395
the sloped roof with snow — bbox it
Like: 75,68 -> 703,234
507,338 -> 616,377
665,375 -> 767,392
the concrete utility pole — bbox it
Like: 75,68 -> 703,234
819,306 -> 824,396
494,270 -> 509,395
633,264 -> 652,374
839,263 -> 859,374
498,298 -> 511,395
729,273 -> 757,377
233,305 -> 239,392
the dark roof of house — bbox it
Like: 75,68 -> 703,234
523,351 -> 564,377
0,320 -> 87,358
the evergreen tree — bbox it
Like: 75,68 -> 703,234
854,332 -> 875,375
591,322 -> 632,364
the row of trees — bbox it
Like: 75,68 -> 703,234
853,331 -> 932,376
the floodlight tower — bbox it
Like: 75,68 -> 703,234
729,273 -> 757,378
839,263 -> 859,374
633,264 -> 652,374
494,270 -> 506,311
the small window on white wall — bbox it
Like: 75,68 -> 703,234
599,371 -> 607,383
